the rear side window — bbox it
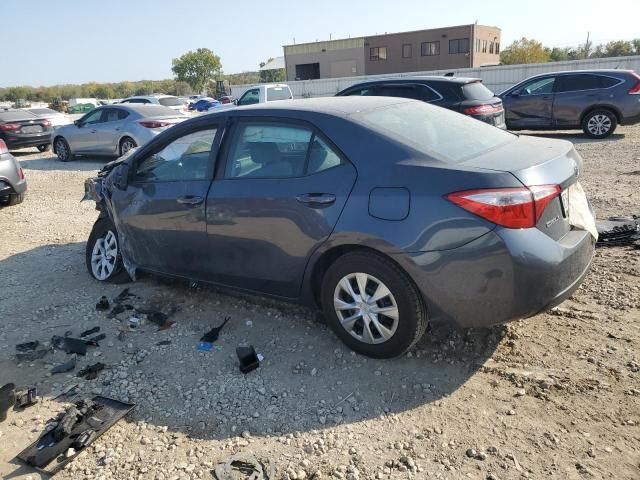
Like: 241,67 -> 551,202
342,87 -> 377,96
599,76 -> 621,88
430,83 -> 463,101
266,87 -> 292,101
353,101 -> 515,164
123,98 -> 149,104
556,74 -> 621,92
158,97 -> 183,107
376,85 -> 440,102
461,82 -> 495,101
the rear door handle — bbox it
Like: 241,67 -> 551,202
90,129 -> 97,133
176,195 -> 204,206
296,193 -> 336,206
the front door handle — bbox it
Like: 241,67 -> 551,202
177,195 -> 204,206
90,129 -> 97,133
296,193 -> 336,206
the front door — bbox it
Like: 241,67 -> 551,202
92,108 -> 129,154
204,119 -> 357,297
112,125 -> 220,277
503,76 -> 556,129
71,108 -> 105,153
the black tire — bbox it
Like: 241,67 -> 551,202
37,144 -> 51,153
119,137 -> 137,157
582,109 -> 617,139
54,137 -> 72,162
320,251 -> 428,358
0,192 -> 24,207
85,216 -> 130,283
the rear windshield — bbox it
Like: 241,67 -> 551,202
158,96 -> 183,107
0,111 -> 36,121
461,81 -> 495,101
266,87 -> 292,101
131,105 -> 181,117
352,101 -> 514,163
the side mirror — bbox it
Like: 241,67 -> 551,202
233,99 -> 238,105
113,163 -> 130,190
74,120 -> 82,127
510,90 -> 520,97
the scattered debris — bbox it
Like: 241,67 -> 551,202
127,316 -> 141,329
201,317 -> 230,343
79,326 -> 100,337
596,216 -> 640,247
16,341 -> 39,352
15,347 -> 52,362
213,453 -> 273,480
85,333 -> 106,346
237,346 -> 260,374
0,383 -> 16,422
95,296 -> 110,311
51,355 -> 77,374
17,396 -> 135,475
156,340 -> 171,346
62,337 -> 88,356
52,384 -> 79,401
15,388 -> 38,409
77,363 -> 106,380
198,342 -> 214,352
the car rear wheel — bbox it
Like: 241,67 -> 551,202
320,251 -> 428,358
582,109 -> 617,138
119,137 -> 137,157
0,192 -> 24,207
37,144 -> 51,153
86,216 -> 130,283
54,137 -> 72,162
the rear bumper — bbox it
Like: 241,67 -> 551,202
4,133 -> 51,150
621,111 -> 640,126
398,227 -> 595,328
0,177 -> 27,196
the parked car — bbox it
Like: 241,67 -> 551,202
212,84 -> 293,111
217,95 -> 235,105
120,95 -> 188,114
0,110 -> 52,152
499,70 -> 640,138
28,108 -> 71,127
0,139 -> 27,206
83,97 -> 595,358
336,77 -> 506,128
188,98 -> 218,112
53,104 -> 186,162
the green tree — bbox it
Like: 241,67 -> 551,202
500,38 -> 550,65
171,81 -> 192,96
171,48 -> 222,94
603,40 -> 633,57
633,39 -> 640,54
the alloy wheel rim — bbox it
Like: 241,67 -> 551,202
91,230 -> 117,280
121,141 -> 134,155
587,115 -> 611,136
333,272 -> 399,344
56,140 -> 67,160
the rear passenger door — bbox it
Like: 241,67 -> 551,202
552,74 -> 617,127
203,119 -> 357,297
92,108 -> 129,154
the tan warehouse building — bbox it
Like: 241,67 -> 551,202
283,24 -> 501,81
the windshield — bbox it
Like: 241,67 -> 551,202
266,87 -> 292,101
158,96 -> 183,107
461,81 -> 495,101
352,101 -> 515,163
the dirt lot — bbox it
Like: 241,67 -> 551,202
1,127 -> 639,480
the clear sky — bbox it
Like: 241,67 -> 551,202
1,0 -> 638,87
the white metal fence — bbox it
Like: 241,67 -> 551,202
230,55 -> 640,98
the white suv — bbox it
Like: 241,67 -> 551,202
120,95 -> 187,114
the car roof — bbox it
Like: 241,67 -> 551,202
106,104 -> 180,115
344,76 -> 482,88
122,95 -> 176,100
522,69 -> 633,80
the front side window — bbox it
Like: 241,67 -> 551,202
134,128 -> 217,182
421,41 -> 440,56
80,109 -> 104,125
370,47 -> 387,61
449,38 -> 470,54
519,77 -> 555,95
402,44 -> 412,58
103,109 -> 128,122
238,89 -> 260,106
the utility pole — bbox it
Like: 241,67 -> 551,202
585,32 -> 591,59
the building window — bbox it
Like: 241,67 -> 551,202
421,41 -> 440,56
370,47 -> 387,61
449,38 -> 469,54
495,42 -> 500,54
476,39 -> 481,52
482,40 -> 487,53
489,42 -> 494,54
402,44 -> 412,58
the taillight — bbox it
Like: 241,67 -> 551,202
445,184 -> 561,229
139,120 -> 171,128
41,119 -> 52,128
463,104 -> 504,115
0,123 -> 21,131
0,139 -> 7,154
628,72 -> 640,94
18,168 -> 25,180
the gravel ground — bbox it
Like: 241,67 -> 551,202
1,127 -> 639,480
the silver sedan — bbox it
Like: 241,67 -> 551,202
52,104 -> 186,162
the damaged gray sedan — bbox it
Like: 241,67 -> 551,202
84,97 -> 596,358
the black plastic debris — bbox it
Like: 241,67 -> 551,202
62,338 -> 87,356
17,396 -> 135,475
77,363 -> 105,380
85,333 -> 106,346
114,287 -> 135,303
80,326 -> 100,338
156,340 -> 171,346
15,388 -> 38,409
237,346 -> 260,374
596,216 -> 640,247
201,317 -> 230,343
213,453 -> 273,480
51,355 -> 77,374
15,347 -> 51,362
16,341 -> 39,352
0,383 -> 16,422
95,296 -> 110,311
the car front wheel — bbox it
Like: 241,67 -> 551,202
54,137 -> 72,162
321,251 -> 428,358
86,216 -> 130,283
582,109 -> 617,138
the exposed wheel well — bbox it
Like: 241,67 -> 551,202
310,245 -> 403,307
52,136 -> 64,153
581,106 -> 621,125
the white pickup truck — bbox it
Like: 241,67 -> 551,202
208,84 -> 293,111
